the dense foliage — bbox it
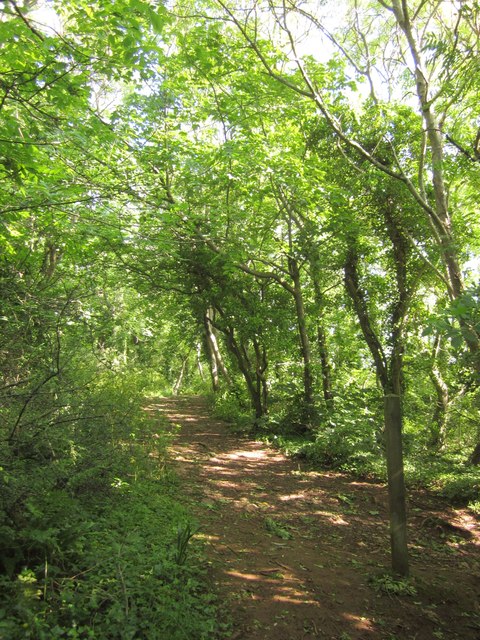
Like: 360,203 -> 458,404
1,0 -> 479,631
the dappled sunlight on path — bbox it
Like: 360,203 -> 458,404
149,396 -> 480,640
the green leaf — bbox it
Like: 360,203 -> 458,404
451,334 -> 464,349
148,7 -> 166,33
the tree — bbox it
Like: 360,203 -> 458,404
168,0 -> 479,574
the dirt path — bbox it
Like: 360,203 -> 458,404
152,396 -> 479,640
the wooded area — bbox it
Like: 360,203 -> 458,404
1,0 -> 479,637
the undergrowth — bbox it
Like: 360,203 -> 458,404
263,428 -> 480,507
369,573 -> 417,597
219,390 -> 480,508
208,390 -> 253,433
0,377 -> 224,639
207,386 -> 480,514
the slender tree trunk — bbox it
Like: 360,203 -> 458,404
428,336 -> 449,449
253,338 -> 268,416
317,324 -> 334,408
429,368 -> 449,449
384,391 -> 409,575
204,308 -> 232,392
173,353 -> 189,395
238,340 -> 264,420
469,443 -> 480,466
288,256 -> 314,407
313,279 -> 334,409
344,246 -> 409,577
384,203 -> 410,576
203,315 -> 219,392
391,0 -> 480,365
344,250 -> 388,387
222,325 -> 265,420
205,308 -> 232,385
40,241 -> 61,280
196,343 -> 205,382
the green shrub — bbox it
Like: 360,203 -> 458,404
0,373 -> 223,639
369,573 -> 417,597
210,390 -> 253,431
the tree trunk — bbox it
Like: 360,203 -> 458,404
205,309 -> 232,384
429,367 -> 449,449
344,250 -> 388,387
254,338 -> 268,416
317,323 -> 334,408
222,326 -> 265,420
344,245 -> 409,577
288,256 -> 314,407
384,392 -> 409,576
238,340 -> 264,420
196,342 -> 205,382
427,334 -> 449,449
313,279 -> 334,409
204,310 -> 233,392
204,316 -> 219,392
469,443 -> 480,466
40,241 -> 61,280
173,353 -> 189,395
391,0 -> 480,364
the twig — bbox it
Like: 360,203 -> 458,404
8,370 -> 59,443
8,0 -> 45,41
192,441 -> 215,454
66,564 -> 99,580
225,545 -> 240,555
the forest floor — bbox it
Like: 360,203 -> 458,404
150,396 -> 480,640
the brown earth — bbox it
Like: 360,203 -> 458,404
151,396 -> 480,640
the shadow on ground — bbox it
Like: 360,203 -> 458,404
148,396 -> 480,640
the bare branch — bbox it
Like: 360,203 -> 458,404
445,133 -> 480,163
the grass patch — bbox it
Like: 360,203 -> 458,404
369,573 -> 417,597
264,517 -> 293,540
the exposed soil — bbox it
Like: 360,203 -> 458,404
151,396 -> 480,640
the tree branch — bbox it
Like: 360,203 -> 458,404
8,0 -> 45,41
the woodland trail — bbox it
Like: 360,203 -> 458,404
151,396 -> 480,640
